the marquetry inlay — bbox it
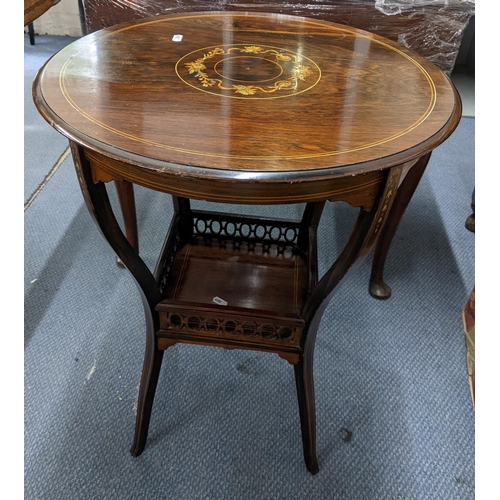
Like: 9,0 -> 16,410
34,11 -> 459,175
176,45 -> 321,98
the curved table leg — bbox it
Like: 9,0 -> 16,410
69,142 -> 163,458
130,335 -> 164,457
297,166 -> 403,473
369,152 -> 432,300
294,356 -> 319,474
69,141 -> 407,472
115,180 -> 139,252
115,180 -> 139,267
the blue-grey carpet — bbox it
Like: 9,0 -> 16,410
24,35 -> 79,204
25,34 -> 475,499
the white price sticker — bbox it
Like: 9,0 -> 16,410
212,296 -> 228,306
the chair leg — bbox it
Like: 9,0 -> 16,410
369,153 -> 431,299
28,22 -> 35,45
294,352 -> 319,474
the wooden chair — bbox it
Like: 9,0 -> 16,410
24,0 -> 62,45
24,0 -> 61,26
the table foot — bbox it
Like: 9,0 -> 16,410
28,22 -> 35,45
369,153 -> 431,300
369,280 -> 392,300
295,165 -> 403,473
69,141 -> 163,459
115,180 -> 139,265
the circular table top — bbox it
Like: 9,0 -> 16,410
34,11 -> 461,181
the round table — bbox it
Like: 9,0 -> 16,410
33,11 -> 461,474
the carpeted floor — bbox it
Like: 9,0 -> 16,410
25,34 -> 475,499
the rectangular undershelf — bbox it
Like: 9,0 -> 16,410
155,231 -> 310,358
165,237 -> 308,313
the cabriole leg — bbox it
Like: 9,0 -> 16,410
369,153 -> 431,299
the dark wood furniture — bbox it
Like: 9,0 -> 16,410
79,0 -> 474,298
24,0 -> 61,26
33,11 -> 462,474
27,22 -> 35,45
466,188 -> 475,233
24,0 -> 62,45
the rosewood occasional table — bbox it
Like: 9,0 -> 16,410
33,12 -> 461,474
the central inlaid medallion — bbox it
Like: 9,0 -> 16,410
175,45 -> 321,98
213,56 -> 284,83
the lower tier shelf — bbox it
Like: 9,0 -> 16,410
155,233 -> 310,359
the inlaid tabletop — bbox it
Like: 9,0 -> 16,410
34,11 -> 461,178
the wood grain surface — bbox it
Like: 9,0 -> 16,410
34,11 -> 461,186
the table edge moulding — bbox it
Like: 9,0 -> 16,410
32,11 -> 462,474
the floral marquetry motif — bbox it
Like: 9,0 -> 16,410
177,45 -> 321,98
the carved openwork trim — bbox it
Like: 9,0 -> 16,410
188,211 -> 304,260
192,212 -> 300,243
157,310 -> 303,345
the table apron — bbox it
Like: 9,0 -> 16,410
85,149 -> 386,209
